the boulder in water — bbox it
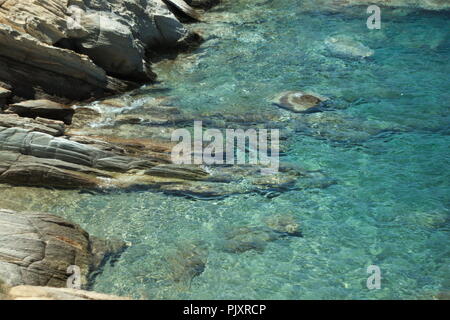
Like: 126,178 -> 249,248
272,91 -> 328,113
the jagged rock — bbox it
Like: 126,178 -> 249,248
272,91 -> 328,113
0,114 -> 65,136
324,35 -> 374,59
6,100 -> 75,124
145,164 -> 209,180
0,23 -> 129,102
5,286 -> 130,300
0,209 -> 128,288
0,0 -> 201,101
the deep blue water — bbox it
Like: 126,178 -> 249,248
3,0 -> 448,299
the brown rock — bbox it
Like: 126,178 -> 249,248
0,114 -> 65,136
272,91 -> 328,113
0,208 -> 128,288
7,100 -> 75,124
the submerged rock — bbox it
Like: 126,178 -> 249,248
165,241 -> 208,287
220,224 -> 302,254
272,91 -> 328,113
0,209 -> 128,288
264,214 -> 303,237
324,35 -> 374,59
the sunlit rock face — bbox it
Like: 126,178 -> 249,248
0,0 -> 199,101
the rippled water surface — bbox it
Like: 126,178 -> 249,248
5,0 -> 449,299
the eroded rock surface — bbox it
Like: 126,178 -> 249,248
0,0 -> 202,101
0,209 -> 127,288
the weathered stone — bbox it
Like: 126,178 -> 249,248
0,114 -> 65,136
272,91 -> 328,113
7,100 -> 75,124
165,241 -> 208,286
6,286 -> 130,300
264,214 -> 302,237
221,226 -> 287,254
0,0 -> 202,101
0,23 -> 130,101
0,209 -> 128,288
70,107 -> 102,129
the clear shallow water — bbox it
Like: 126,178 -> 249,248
3,0 -> 449,299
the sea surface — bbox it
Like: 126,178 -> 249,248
2,0 -> 449,299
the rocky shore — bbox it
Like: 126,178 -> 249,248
1,0 -> 448,300
0,0 -> 221,300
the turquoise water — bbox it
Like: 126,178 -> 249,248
37,1 -> 450,299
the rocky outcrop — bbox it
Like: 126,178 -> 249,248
0,209 -> 127,288
0,95 -> 334,198
4,285 -> 130,300
0,114 -> 65,136
0,0 -> 202,102
6,100 -> 75,124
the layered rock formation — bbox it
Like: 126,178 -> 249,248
0,209 -> 127,288
0,0 -> 203,102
